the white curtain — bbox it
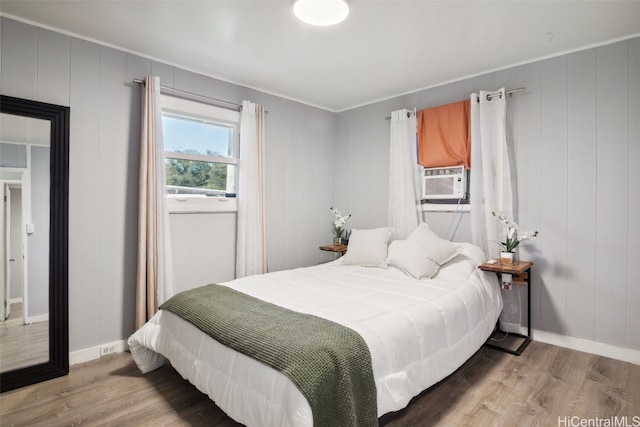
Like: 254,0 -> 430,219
235,100 -> 267,278
470,88 -> 513,257
470,87 -> 522,334
388,109 -> 420,240
136,75 -> 174,329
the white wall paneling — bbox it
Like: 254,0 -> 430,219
1,16 -> 336,354
169,213 -> 236,292
2,15 -> 638,359
511,61 -> 543,336
69,37 -> 102,349
595,42 -> 630,348
0,19 -> 37,99
36,28 -> 70,106
334,38 -> 640,354
566,49 -> 598,341
628,38 -> 640,350
538,56 -> 568,336
334,101 -> 398,231
422,211 -> 470,243
97,46 -> 130,344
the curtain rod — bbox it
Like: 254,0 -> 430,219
133,78 -> 242,111
384,87 -> 525,120
485,87 -> 525,100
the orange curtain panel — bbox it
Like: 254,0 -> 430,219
417,99 -> 471,169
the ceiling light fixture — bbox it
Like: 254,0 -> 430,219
293,0 -> 350,26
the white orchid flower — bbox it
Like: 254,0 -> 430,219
330,207 -> 351,238
518,231 -> 539,241
493,210 -> 539,252
492,211 -> 509,223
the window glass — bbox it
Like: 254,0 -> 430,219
165,159 -> 236,196
163,114 -> 235,158
160,94 -> 240,212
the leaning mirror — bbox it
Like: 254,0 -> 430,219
0,95 -> 69,392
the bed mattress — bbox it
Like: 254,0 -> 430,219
128,242 -> 502,426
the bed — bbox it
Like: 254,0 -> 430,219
128,225 -> 502,427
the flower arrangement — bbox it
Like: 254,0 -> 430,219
492,211 -> 539,253
330,206 -> 351,239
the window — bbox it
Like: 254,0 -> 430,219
417,100 -> 471,212
161,95 -> 240,213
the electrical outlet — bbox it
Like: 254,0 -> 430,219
100,344 -> 117,356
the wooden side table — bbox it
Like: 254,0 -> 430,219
319,244 -> 348,256
478,260 -> 533,356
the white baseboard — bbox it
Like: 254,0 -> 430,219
69,339 -> 129,366
533,329 -> 640,365
25,313 -> 48,324
9,297 -> 23,305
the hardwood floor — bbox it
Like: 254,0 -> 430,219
1,341 -> 638,426
0,302 -> 49,372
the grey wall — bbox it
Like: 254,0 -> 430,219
169,212 -> 237,294
0,143 -> 49,316
0,143 -> 26,167
1,17 -> 336,352
335,38 -> 640,352
9,187 -> 22,300
3,15 -> 637,355
27,145 -> 49,317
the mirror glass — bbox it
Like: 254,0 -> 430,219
0,113 -> 51,372
0,95 -> 68,392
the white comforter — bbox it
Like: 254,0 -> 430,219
128,242 -> 502,426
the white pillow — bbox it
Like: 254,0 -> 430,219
387,240 -> 441,279
341,227 -> 394,267
387,222 -> 462,279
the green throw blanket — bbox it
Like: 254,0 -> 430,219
160,284 -> 378,427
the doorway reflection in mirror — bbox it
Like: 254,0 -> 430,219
0,113 -> 50,373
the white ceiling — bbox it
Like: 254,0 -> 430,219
1,1 -> 639,112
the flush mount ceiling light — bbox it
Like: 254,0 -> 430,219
293,0 -> 350,26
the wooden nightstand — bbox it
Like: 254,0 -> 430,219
478,260 -> 533,356
319,244 -> 348,256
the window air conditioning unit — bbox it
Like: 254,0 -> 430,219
421,166 -> 467,199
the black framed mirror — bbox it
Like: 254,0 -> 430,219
0,95 -> 69,392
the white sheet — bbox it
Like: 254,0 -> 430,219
128,242 -> 502,426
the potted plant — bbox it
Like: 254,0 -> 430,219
492,211 -> 538,265
330,207 -> 351,245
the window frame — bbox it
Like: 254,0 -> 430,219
160,94 -> 240,213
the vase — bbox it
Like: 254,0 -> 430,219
333,237 -> 342,245
500,251 -> 515,265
